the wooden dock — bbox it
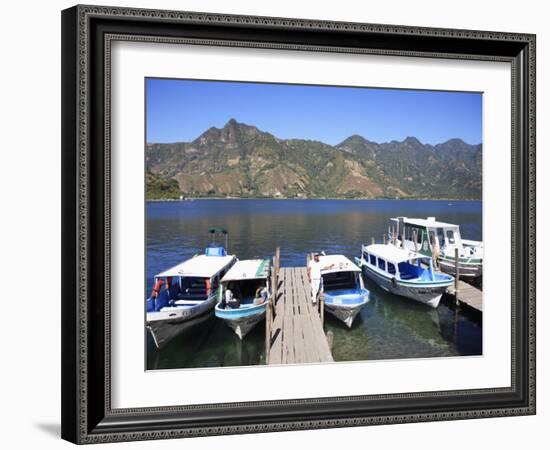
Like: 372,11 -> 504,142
448,279 -> 483,313
267,267 -> 333,365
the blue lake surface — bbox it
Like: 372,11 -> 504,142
146,199 -> 482,369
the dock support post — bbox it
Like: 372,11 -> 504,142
275,246 -> 280,286
265,298 -> 271,364
272,253 -> 278,315
266,251 -> 278,364
454,247 -> 460,306
371,237 -> 375,245
320,294 -> 325,326
383,233 -> 386,245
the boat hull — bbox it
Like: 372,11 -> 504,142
323,289 -> 370,328
395,236 -> 483,279
324,303 -> 365,328
361,263 -> 451,308
437,256 -> 482,279
220,312 -> 266,339
215,302 -> 267,339
146,295 -> 217,349
146,310 -> 212,349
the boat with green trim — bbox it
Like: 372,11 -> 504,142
356,244 -> 454,308
388,217 -> 483,279
215,259 -> 271,339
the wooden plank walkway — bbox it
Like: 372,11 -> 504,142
268,267 -> 333,365
448,280 -> 483,312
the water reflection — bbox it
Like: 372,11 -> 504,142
146,199 -> 482,370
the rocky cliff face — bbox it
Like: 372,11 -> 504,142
146,119 -> 482,200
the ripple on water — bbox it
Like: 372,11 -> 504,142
146,199 -> 482,370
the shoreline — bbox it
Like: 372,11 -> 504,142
146,197 -> 482,202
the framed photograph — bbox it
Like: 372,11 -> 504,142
61,5 -> 536,444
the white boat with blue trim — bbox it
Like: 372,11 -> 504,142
215,259 -> 271,339
146,229 -> 237,349
356,244 -> 454,308
318,254 -> 370,328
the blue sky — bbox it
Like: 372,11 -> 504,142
146,78 -> 482,146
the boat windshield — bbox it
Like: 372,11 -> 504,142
322,271 -> 357,292
397,258 -> 433,281
224,279 -> 267,305
172,277 -> 209,300
446,229 -> 456,244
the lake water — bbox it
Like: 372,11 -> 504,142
146,199 -> 482,370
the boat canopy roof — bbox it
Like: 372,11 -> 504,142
221,259 -> 271,282
390,216 -> 459,229
318,254 -> 361,274
363,244 -> 430,264
155,254 -> 235,278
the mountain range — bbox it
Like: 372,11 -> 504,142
145,119 -> 482,200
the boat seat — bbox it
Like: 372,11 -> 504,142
174,300 -> 204,305
325,282 -> 356,290
159,306 -> 185,312
399,273 -> 416,280
176,288 -> 207,299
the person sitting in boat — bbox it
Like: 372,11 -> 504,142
307,253 -> 334,305
225,285 -> 240,309
254,285 -> 268,305
430,233 -> 440,269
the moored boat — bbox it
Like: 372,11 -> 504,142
356,244 -> 454,308
317,254 -> 370,328
215,259 -> 271,339
146,228 -> 237,349
388,217 -> 483,279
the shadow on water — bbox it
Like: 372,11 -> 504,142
326,275 -> 481,362
147,313 -> 266,370
146,199 -> 482,369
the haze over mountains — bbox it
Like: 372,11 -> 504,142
145,119 -> 482,200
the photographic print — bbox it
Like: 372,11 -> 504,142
144,78 -> 483,370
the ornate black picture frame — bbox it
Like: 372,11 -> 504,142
61,4 -> 536,444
